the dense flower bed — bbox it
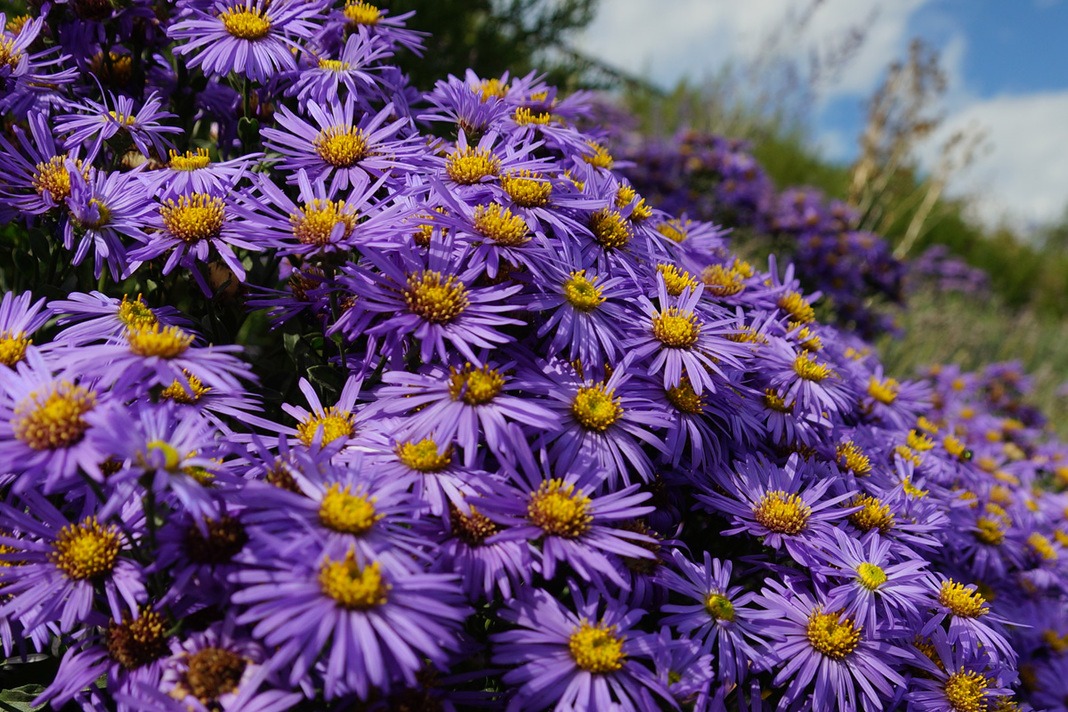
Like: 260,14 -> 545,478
0,3 -> 1064,710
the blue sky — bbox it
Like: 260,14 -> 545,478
574,0 -> 1068,231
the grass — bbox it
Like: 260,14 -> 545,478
878,288 -> 1068,436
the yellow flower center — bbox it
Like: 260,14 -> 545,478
527,479 -> 593,538
753,490 -> 810,535
89,51 -> 133,86
404,271 -> 469,324
778,291 -> 815,323
793,352 -> 833,382
318,483 -> 380,535
656,219 -> 687,243
32,155 -> 85,201
0,331 -> 31,367
185,647 -> 246,703
161,194 -> 225,243
318,58 -> 351,72
5,14 -> 31,35
568,621 -> 625,673
106,608 -> 169,670
501,170 -> 551,207
168,148 -> 211,171
50,517 -> 121,580
571,383 -> 623,432
72,198 -> 111,230
477,78 -> 508,101
582,141 -> 614,169
219,7 -> 271,40
849,495 -> 895,533
975,517 -> 1005,546
446,146 -> 500,185
763,389 -> 793,413
473,203 -> 529,246
344,1 -> 381,26
396,438 -> 452,472
1028,532 -> 1057,561
704,593 -> 735,621
318,551 -> 390,609
118,294 -> 157,329
939,580 -> 988,618
562,270 -> 604,312
615,185 -> 652,221
836,441 -> 872,476
160,372 -> 211,404
451,504 -> 498,546
806,609 -> 861,660
666,378 -> 704,414
290,199 -> 358,247
701,262 -> 748,296
314,126 -> 369,168
902,478 -> 928,499
657,263 -> 699,297
297,407 -> 356,447
856,562 -> 887,590
795,326 -> 822,352
907,430 -> 936,451
12,382 -> 96,450
652,308 -> 700,348
447,364 -> 505,405
589,208 -> 632,249
127,324 -> 193,358
106,110 -> 137,126
868,377 -> 899,405
944,669 -> 990,712
513,107 -> 551,125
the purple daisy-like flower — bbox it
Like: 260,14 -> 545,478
764,336 -> 855,415
231,543 -> 469,700
752,578 -> 906,711
142,147 -> 256,198
0,13 -> 79,116
262,98 -> 425,194
374,361 -> 557,468
335,238 -> 524,365
906,628 -> 1017,712
535,357 -> 670,487
151,505 -> 250,607
289,30 -> 393,108
919,575 -> 1016,666
169,0 -> 324,83
629,278 -> 747,394
0,348 -> 106,491
0,110 -> 95,216
127,186 -> 261,293
432,497 -> 532,600
696,453 -> 855,563
812,528 -> 932,632
55,91 -> 180,160
479,445 -> 657,587
491,586 -> 671,711
0,290 -> 49,371
0,490 -> 145,634
63,166 -> 155,280
48,291 -> 190,347
657,549 -> 760,686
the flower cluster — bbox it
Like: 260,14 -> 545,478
0,3 -> 1061,711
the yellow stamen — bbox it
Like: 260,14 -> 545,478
849,495 -> 895,533
666,378 -> 704,414
290,199 -> 357,246
168,148 -> 211,171
753,490 -> 810,535
571,383 -> 623,432
404,271 -> 469,324
161,194 -> 225,243
313,126 -> 369,168
582,141 -> 614,169
319,551 -> 390,609
501,170 -> 551,207
705,593 -> 735,621
806,609 -> 861,660
868,377 -> 899,405
943,668 -> 990,712
50,517 -> 121,580
856,562 -> 887,590
297,407 -> 355,447
127,324 -> 193,359
318,483 -> 380,535
160,372 -> 211,404
657,263 -> 699,297
219,7 -> 271,40
473,203 -> 529,246
562,270 -> 605,312
12,382 -> 96,450
396,438 -> 452,472
446,146 -> 500,185
568,621 -> 625,673
939,580 -> 988,618
528,479 -> 592,538
344,1 -> 381,26
652,308 -> 700,348
0,331 -> 31,367
836,441 -> 872,476
793,352 -> 833,382
589,208 -> 631,249
778,291 -> 815,323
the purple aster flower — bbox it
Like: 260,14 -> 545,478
55,91 -> 180,160
0,348 -> 106,492
289,30 -> 393,108
433,498 -> 532,600
374,361 -> 557,468
0,110 -> 95,216
629,278 -> 747,394
534,357 -> 670,487
657,549 -> 760,686
753,578 -> 907,711
696,453 -> 855,564
125,617 -> 302,712
141,147 -> 256,198
479,445 -> 657,587
169,0 -> 324,83
812,528 -> 932,632
764,336 -> 856,416
331,2 -> 425,55
62,165 -> 155,280
151,506 -> 250,607
231,544 -> 468,700
127,186 -> 261,293
0,13 -> 79,116
0,290 -> 49,370
647,629 -> 716,712
262,98 -> 426,194
906,628 -> 1016,712
919,575 -> 1016,666
372,434 -> 496,517
334,238 -> 524,365
491,586 -> 671,711
0,490 -> 145,635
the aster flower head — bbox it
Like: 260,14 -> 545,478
290,30 -> 394,108
232,543 -> 469,700
48,291 -> 190,347
0,290 -> 49,370
144,147 -> 257,198
0,13 -> 79,115
55,91 -> 180,160
0,110 -> 96,216
492,586 -> 672,711
906,628 -> 1017,712
170,0 -> 324,83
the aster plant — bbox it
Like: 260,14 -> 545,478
0,3 -> 1062,711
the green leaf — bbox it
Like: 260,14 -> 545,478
0,685 -> 46,712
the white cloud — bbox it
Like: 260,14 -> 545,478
920,92 -> 1068,228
